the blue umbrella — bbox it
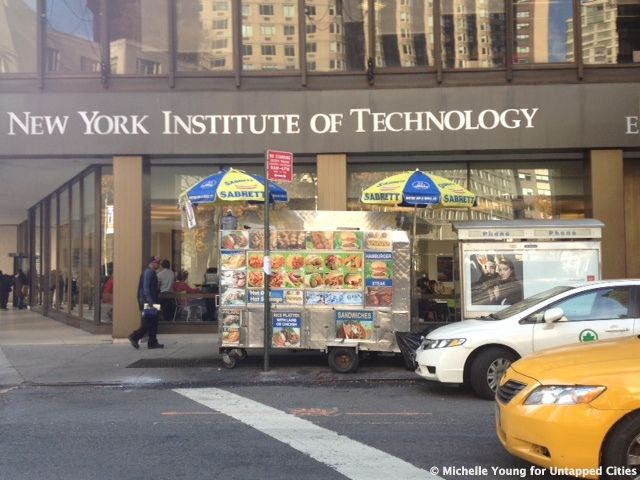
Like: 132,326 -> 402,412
181,167 -> 289,205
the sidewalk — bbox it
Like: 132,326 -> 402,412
0,309 -> 416,389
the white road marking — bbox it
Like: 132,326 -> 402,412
174,387 -> 443,480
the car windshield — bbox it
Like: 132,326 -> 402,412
490,286 -> 575,320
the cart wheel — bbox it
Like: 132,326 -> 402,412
236,349 -> 248,360
221,352 -> 237,369
328,348 -> 359,373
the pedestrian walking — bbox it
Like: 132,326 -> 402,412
128,256 -> 164,349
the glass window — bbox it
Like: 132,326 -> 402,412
100,167 -> 114,324
71,182 -> 81,317
108,0 -> 169,75
513,0 -> 573,64
548,287 -> 630,321
470,161 -> 586,221
347,157 -> 587,277
0,0 -> 37,73
82,173 -> 96,322
303,0 -> 367,72
45,0 -> 101,74
58,189 -> 70,312
580,0 -> 640,65
33,204 -> 42,308
374,0 -> 434,68
49,195 -> 59,310
177,0 -> 233,72
242,1 -> 298,71
440,0 -> 505,69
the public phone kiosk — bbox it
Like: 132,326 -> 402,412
453,219 -> 603,320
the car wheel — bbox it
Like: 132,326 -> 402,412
328,348 -> 359,373
469,348 -> 518,400
602,412 -> 640,480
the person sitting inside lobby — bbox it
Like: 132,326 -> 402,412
173,271 -> 200,294
172,271 -> 204,321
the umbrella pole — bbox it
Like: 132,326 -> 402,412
411,206 -> 418,325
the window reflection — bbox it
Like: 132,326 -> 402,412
45,0 -> 101,74
71,182 -> 82,317
304,0 -> 368,72
513,0 -> 573,64
0,0 -> 37,73
575,0 -> 640,65
242,1 -> 299,71
347,159 -> 586,221
177,0 -> 233,71
108,0 -> 169,75
49,195 -> 59,310
376,0 -> 434,68
441,0 -> 505,69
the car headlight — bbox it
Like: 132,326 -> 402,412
421,338 -> 466,349
524,385 -> 606,405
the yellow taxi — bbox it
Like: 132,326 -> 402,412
495,335 -> 640,479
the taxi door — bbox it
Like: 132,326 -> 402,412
531,285 -> 638,352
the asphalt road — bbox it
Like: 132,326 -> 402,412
1,381 -> 577,480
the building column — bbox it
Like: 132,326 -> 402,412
112,156 -> 144,338
317,154 -> 347,210
591,150 -> 625,279
624,157 -> 640,278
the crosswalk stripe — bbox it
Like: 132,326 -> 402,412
174,387 -> 442,480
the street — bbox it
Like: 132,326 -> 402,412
1,380 -> 576,480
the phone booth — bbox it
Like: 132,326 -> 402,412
453,219 -> 603,320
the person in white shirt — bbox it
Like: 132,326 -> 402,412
157,259 -> 175,320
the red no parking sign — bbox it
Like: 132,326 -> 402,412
267,150 -> 293,182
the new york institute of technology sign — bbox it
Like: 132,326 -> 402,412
1,83 -> 638,155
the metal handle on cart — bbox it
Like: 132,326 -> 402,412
215,294 -> 219,307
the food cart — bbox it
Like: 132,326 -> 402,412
216,210 -> 413,372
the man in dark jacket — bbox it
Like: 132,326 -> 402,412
0,271 -> 12,310
128,256 -> 164,349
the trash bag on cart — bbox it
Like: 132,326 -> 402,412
396,326 -> 442,371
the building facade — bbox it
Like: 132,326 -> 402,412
1,0 -> 639,337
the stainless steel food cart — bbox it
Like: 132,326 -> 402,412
216,210 -> 413,372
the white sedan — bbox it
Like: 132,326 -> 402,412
415,280 -> 640,399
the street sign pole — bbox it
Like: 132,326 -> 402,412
263,151 -> 271,372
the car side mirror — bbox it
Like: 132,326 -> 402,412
543,307 -> 564,324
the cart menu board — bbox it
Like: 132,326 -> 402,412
272,311 -> 302,348
220,229 -> 394,308
221,309 -> 242,345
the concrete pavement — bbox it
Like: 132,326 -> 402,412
0,308 -> 417,389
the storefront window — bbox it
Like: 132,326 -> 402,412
580,0 -> 640,65
347,158 -> 587,289
177,0 -> 233,72
150,163 -> 317,321
100,167 -> 114,323
49,194 -> 59,310
0,0 -> 37,73
82,173 -> 96,321
108,0 -> 169,75
513,0 -> 573,64
470,162 -> 587,220
441,0 -> 505,69
71,182 -> 81,317
45,0 -> 101,74
33,204 -> 42,307
241,1 -> 299,71
58,189 -> 70,312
